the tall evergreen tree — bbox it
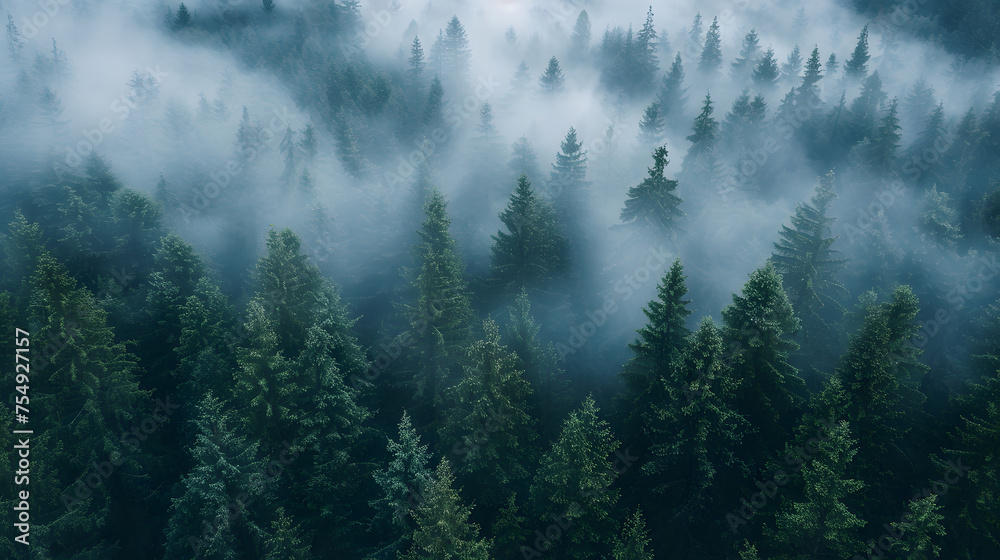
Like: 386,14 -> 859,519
752,47 -> 780,89
400,459 -> 491,560
698,17 -> 723,74
408,36 -> 426,88
508,136 -> 541,184
845,25 -> 871,79
731,29 -> 762,80
571,11 -> 592,56
539,56 -> 565,93
370,411 -> 434,553
490,175 -> 569,295
658,53 -> 688,119
781,45 -> 803,83
617,146 -> 684,242
612,509 -> 654,560
637,101 -> 666,145
798,46 -> 823,107
530,396 -> 621,560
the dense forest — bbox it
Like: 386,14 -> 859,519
0,0 -> 999,558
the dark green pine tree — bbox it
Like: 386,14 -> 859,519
548,126 -> 590,250
612,509 -> 654,560
637,102 -> 666,145
505,289 -> 568,443
721,263 -> 806,462
798,46 -> 823,107
825,287 -> 927,499
850,97 -> 901,175
681,93 -> 721,204
400,459 -> 491,560
825,53 -> 839,76
769,171 -> 848,347
844,25 -> 870,79
370,411 -> 434,554
731,29 -> 762,80
905,102 -> 946,188
633,7 -> 659,91
698,17 -> 722,74
658,53 -> 687,120
766,420 -> 866,560
491,494 -> 528,559
530,396 -> 621,560
164,394 -> 264,560
490,175 -> 569,295
403,189 -> 474,424
685,93 -> 719,165
642,318 -> 748,537
539,56 -> 565,93
617,146 -> 684,243
408,36 -> 426,88
918,186 -> 962,247
264,508 -> 312,560
26,252 -> 147,557
439,319 -> 536,502
752,47 -> 780,89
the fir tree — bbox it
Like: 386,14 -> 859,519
548,126 -> 589,229
698,17 -> 722,74
781,44 -> 803,83
770,171 -> 848,343
6,12 -> 23,59
658,53 -> 688,119
371,411 -> 434,540
617,146 -> 684,242
539,56 -> 565,93
508,136 -> 541,184
408,36 -> 426,87
174,2 -> 192,29
262,0 -> 276,15
441,16 -> 472,88
684,92 -> 719,173
400,459 -> 491,560
731,29 -> 762,80
752,47 -> 780,89
264,508 -> 311,560
637,102 -> 666,145
530,396 -> 621,560
918,185 -> 962,247
490,175 -> 569,294
798,46 -> 823,106
845,25 -> 871,79
612,509 -> 654,560
571,11 -> 592,55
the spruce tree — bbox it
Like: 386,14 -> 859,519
530,396 -> 621,560
752,47 -> 780,89
371,411 -> 434,546
637,102 -> 666,145
781,44 -> 803,83
423,76 -> 445,131
571,11 -> 592,55
174,3 -> 192,29
508,136 -> 541,184
403,189 -> 474,424
264,508 -> 311,560
400,459 -> 491,560
612,509 -> 654,560
798,46 -> 823,107
698,17 -> 722,74
439,319 -> 536,500
770,171 -> 848,344
539,56 -> 565,93
617,146 -> 684,242
918,185 -> 962,247
731,29 -> 762,80
845,25 -> 871,79
490,175 -> 569,295
721,263 -> 806,461
441,16 -> 472,88
408,36 -> 426,88
658,53 -> 687,119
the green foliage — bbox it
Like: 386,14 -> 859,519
617,146 -> 684,241
612,509 -> 654,560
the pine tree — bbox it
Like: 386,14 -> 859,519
798,46 -> 823,107
721,263 -> 806,461
490,175 -> 569,294
400,459 -> 491,560
845,25 -> 871,79
658,53 -> 687,119
6,12 -> 23,59
174,2 -> 192,28
164,394 -> 263,560
539,56 -> 565,93
371,411 -> 434,543
299,124 -> 318,163
768,420 -> 866,559
262,0 -> 276,15
642,318 -> 748,529
441,16 -> 472,88
781,44 -> 803,83
491,494 -> 527,559
752,47 -> 780,89
683,92 -> 719,177
279,125 -> 299,186
548,126 -> 589,229
698,17 -> 722,74
408,36 -> 426,87
439,319 -> 536,501
770,171 -> 848,343
688,13 -> 704,51
617,146 -> 684,242
423,76 -> 445,131
637,102 -> 665,145
634,7 -> 659,90
530,396 -> 621,560
918,185 -> 962,247
571,11 -> 592,55
403,189 -> 474,422
612,509 -> 654,560
851,97 -> 901,175
731,29 -> 762,80
264,508 -> 311,560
